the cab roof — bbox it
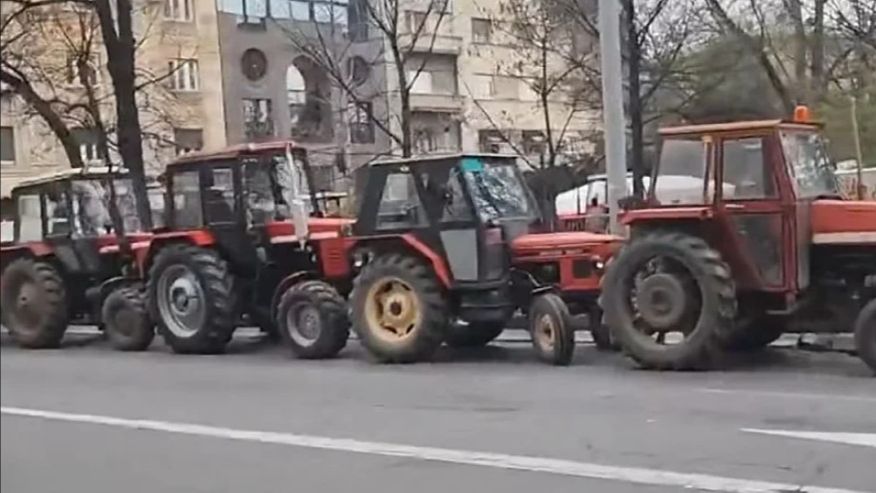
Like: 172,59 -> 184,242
659,119 -> 821,137
369,153 -> 518,167
13,166 -> 128,190
169,140 -> 304,167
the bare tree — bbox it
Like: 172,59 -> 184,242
281,0 -> 451,158
1,0 -> 164,228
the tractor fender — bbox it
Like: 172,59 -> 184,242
138,230 -> 216,274
350,234 -> 452,288
270,270 -> 321,321
88,276 -> 142,315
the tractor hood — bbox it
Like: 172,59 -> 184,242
511,231 -> 623,258
811,200 -> 876,245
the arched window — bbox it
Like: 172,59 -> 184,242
286,64 -> 306,104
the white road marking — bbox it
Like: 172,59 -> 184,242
743,429 -> 876,449
698,388 -> 876,404
0,406 -> 864,493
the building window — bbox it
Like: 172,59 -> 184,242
408,70 -> 432,94
241,48 -> 268,81
348,0 -> 368,41
522,130 -> 546,158
471,18 -> 491,43
164,0 -> 193,21
406,11 -> 428,33
0,126 -> 15,165
168,58 -> 199,91
348,101 -> 374,144
66,56 -> 100,87
72,128 -> 101,166
287,0 -> 348,24
174,128 -> 203,155
347,56 -> 370,86
243,98 -> 274,140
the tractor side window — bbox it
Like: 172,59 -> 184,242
71,180 -> 111,237
45,187 -> 71,236
376,172 -> 426,230
245,163 -> 276,225
722,137 -> 775,200
204,167 -> 236,224
17,194 -> 41,241
441,171 -> 474,222
653,138 -> 711,205
172,171 -> 203,228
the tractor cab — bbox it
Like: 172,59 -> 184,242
352,154 -> 538,293
158,141 -> 349,273
2,167 -> 147,275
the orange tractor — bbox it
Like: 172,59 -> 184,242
599,111 -> 876,373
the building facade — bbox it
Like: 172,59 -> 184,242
0,0 -> 227,202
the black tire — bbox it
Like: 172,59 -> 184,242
588,306 -> 619,352
600,232 -> 736,370
276,280 -> 350,359
102,286 -> 154,351
529,293 -> 575,366
351,253 -> 447,363
854,299 -> 876,376
722,315 -> 785,352
147,245 -> 236,354
0,258 -> 67,348
445,321 -> 505,348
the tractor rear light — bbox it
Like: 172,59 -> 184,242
793,105 -> 812,123
340,223 -> 353,237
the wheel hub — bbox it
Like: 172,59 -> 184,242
156,265 -> 206,338
366,278 -> 421,341
637,273 -> 688,330
169,278 -> 198,316
534,314 -> 556,349
292,305 -> 322,341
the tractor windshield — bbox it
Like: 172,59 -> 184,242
70,178 -> 143,235
779,131 -> 840,198
461,158 -> 535,222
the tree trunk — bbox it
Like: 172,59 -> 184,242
0,70 -> 85,169
623,0 -> 644,199
810,0 -> 826,100
94,0 -> 152,230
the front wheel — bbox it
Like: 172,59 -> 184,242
276,280 -> 349,359
102,286 -> 154,351
854,299 -> 876,376
147,245 -> 237,354
351,253 -> 448,363
0,259 -> 68,348
529,293 -> 574,366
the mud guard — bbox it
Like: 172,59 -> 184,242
270,271 -> 321,321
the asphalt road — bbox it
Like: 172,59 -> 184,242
1,330 -> 874,493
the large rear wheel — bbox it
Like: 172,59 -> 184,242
276,280 -> 350,359
854,299 -> 876,375
600,232 -> 736,370
351,253 -> 447,363
147,245 -> 236,354
1,259 -> 68,348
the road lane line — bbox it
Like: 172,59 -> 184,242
698,388 -> 876,403
1,406 -> 864,493
742,429 -> 876,449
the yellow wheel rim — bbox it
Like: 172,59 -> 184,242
364,277 -> 422,343
534,313 -> 556,349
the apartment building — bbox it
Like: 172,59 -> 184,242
212,0 -> 600,191
0,0 -> 227,202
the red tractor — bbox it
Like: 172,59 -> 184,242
0,168 -> 155,350
140,141 -> 352,357
600,111 -> 876,373
336,154 -> 621,364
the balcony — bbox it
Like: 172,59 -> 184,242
399,33 -> 463,55
409,93 -> 464,112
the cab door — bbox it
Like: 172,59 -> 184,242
715,134 -> 794,292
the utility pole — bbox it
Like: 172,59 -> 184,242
850,95 -> 865,200
599,0 -> 628,235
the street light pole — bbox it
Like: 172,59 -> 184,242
599,0 -> 628,235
